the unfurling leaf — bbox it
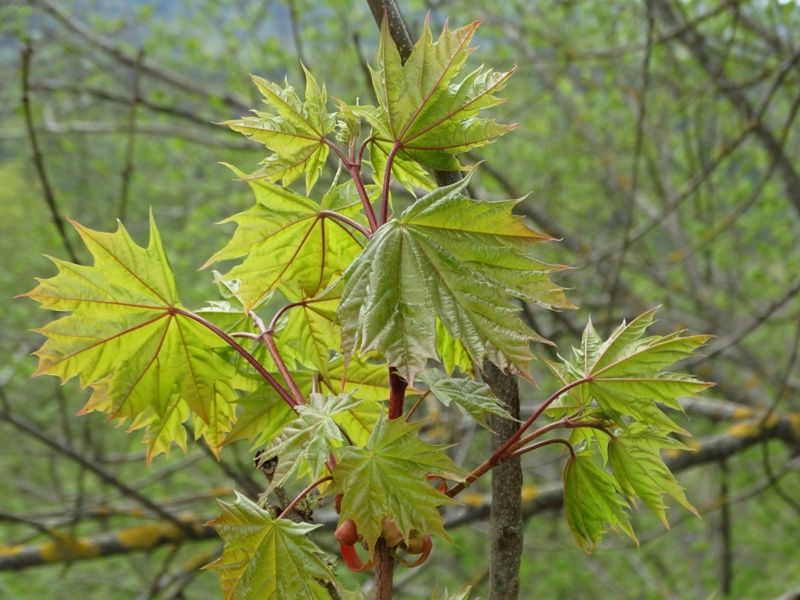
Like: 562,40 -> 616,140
338,173 -> 572,383
206,492 -> 335,599
225,67 -> 334,194
267,393 -> 360,489
331,414 -> 465,554
24,215 -> 238,459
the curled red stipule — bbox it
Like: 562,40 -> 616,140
340,540 -> 374,572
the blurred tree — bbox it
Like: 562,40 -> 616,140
1,1 -> 799,598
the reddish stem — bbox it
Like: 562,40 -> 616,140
507,438 -> 576,461
373,538 -> 394,598
248,310 -> 304,406
263,333 -> 305,406
319,210 -> 371,239
267,299 -> 309,333
506,419 -> 613,456
324,138 -> 380,231
358,134 -> 375,165
350,163 -> 380,232
278,475 -> 332,519
173,307 -> 296,408
404,390 -> 430,421
388,367 -> 408,420
446,376 -> 591,498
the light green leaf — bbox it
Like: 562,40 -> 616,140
205,172 -> 366,310
223,386 -> 295,448
331,414 -> 465,553
609,427 -> 698,527
431,587 -> 473,600
569,425 -> 611,465
295,355 -> 391,403
334,101 -> 361,147
563,453 -> 636,553
338,174 -> 572,383
25,215 -> 238,460
225,68 -> 335,194
206,491 -> 334,600
547,310 -> 712,421
275,295 -> 340,377
268,393 -> 359,489
419,368 -> 513,429
436,318 -> 474,375
357,17 -> 515,188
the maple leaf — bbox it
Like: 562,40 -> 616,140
435,318 -> 474,375
24,214 -> 239,459
356,17 -> 515,191
338,173 -> 572,383
205,171 -> 367,310
331,414 -> 465,553
544,309 -> 713,422
206,492 -> 335,600
223,386 -> 295,448
420,368 -> 513,429
294,356 -> 390,447
267,393 -> 359,490
225,67 -> 335,194
547,310 -> 710,550
274,294 -> 340,378
608,425 -> 698,528
563,452 -> 636,553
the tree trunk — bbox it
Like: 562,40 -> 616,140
483,361 -> 523,600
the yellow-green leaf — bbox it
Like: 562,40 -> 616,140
356,17 -> 515,190
226,68 -> 334,194
25,215 -> 238,460
206,492 -> 334,600
563,453 -> 636,553
205,173 -> 367,310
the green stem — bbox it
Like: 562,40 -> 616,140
380,141 -> 402,224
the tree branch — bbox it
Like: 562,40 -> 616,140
20,41 -> 79,264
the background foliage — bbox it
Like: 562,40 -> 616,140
1,0 -> 799,598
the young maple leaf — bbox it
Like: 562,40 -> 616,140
338,172 -> 573,383
206,492 -> 335,599
23,214 -> 237,459
225,66 -> 335,194
331,415 -> 465,554
355,16 -> 516,191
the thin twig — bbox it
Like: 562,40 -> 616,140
277,476 -> 332,520
118,49 -> 144,220
20,41 -> 79,263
